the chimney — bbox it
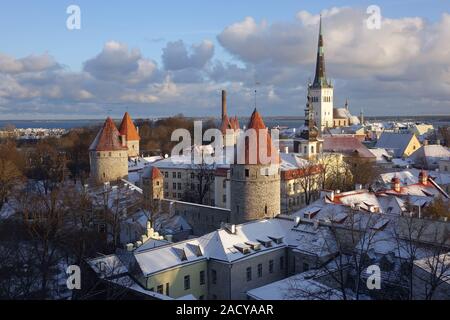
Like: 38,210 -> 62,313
391,177 -> 401,192
222,90 -> 227,119
419,170 -> 428,185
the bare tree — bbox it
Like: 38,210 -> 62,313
183,163 -> 215,205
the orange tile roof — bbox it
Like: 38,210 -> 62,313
220,114 -> 232,134
89,117 -> 128,152
119,112 -> 140,141
244,109 -> 280,165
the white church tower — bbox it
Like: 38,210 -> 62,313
308,16 -> 333,131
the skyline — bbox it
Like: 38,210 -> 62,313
0,1 -> 450,119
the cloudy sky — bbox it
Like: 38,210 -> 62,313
0,0 -> 449,119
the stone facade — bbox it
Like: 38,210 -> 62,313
89,150 -> 128,184
160,199 -> 230,236
230,164 -> 281,224
126,140 -> 140,158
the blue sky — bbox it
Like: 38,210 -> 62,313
1,0 -> 445,69
0,1 -> 449,119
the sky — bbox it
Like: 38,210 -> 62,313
0,0 -> 449,119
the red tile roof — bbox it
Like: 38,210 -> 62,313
323,136 -> 375,159
119,112 -> 140,141
220,114 -> 232,134
89,117 -> 128,152
143,166 -> 163,179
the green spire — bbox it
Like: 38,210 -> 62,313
312,15 -> 331,88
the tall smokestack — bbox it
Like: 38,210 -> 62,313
222,90 -> 227,119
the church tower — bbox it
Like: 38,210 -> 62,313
295,94 -> 322,159
230,109 -> 280,224
308,15 -> 334,131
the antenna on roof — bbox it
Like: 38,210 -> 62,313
254,80 -> 261,110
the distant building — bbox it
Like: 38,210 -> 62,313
407,144 -> 450,170
322,135 -> 376,162
375,132 -> 421,158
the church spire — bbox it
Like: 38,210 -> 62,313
312,15 -> 330,88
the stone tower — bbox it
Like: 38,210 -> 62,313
119,112 -> 140,158
141,166 -> 164,213
230,109 -> 281,224
295,94 -> 323,159
89,117 -> 129,184
308,15 -> 334,131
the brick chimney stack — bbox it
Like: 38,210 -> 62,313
419,170 -> 428,185
222,90 -> 227,119
391,177 -> 401,192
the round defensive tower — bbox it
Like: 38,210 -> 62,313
230,109 -> 281,224
89,117 -> 129,184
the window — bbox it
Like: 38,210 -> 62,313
211,269 -> 217,284
200,271 -> 205,285
172,172 -> 176,178
280,257 -> 285,270
156,181 -> 160,186
184,275 -> 190,290
166,283 -> 169,296
246,267 -> 252,282
245,169 -> 249,177
164,182 -> 168,189
173,183 -> 176,189
258,264 -> 263,278
269,260 -> 274,273
165,172 -> 168,178
177,183 -> 181,190
223,194 -> 226,203
172,193 -> 177,198
178,172 -> 182,179
157,285 -> 163,294
178,193 -> 182,199
191,172 -> 195,179
223,180 -> 226,188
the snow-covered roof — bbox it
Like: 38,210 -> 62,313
279,153 -> 311,171
247,269 -> 348,300
414,253 -> 450,284
408,145 -> 450,169
375,132 -> 417,158
369,148 -> 392,164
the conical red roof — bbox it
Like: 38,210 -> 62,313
89,117 -> 128,152
231,116 -> 240,130
220,114 -> 232,134
143,166 -> 163,179
119,112 -> 140,141
244,109 -> 280,165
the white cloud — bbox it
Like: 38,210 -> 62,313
162,40 -> 214,70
